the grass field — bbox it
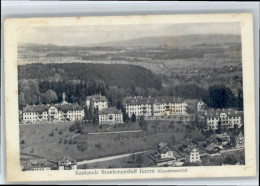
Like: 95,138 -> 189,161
20,120 -> 204,168
78,151 -> 155,169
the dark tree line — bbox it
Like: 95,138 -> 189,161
18,64 -> 243,112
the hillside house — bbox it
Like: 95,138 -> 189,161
58,156 -> 77,170
86,94 -> 108,111
98,107 -> 123,125
204,108 -> 243,131
216,133 -> 231,145
235,132 -> 244,148
23,159 -> 55,171
185,99 -> 206,113
156,143 -> 176,160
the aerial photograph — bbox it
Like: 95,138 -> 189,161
17,22 -> 245,171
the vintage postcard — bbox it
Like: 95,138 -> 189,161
4,13 -> 256,182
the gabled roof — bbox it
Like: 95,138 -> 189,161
86,94 -> 107,102
98,107 -> 122,115
216,133 -> 230,140
24,159 -> 54,170
23,103 -> 83,113
205,108 -> 242,118
23,105 -> 49,113
58,156 -> 77,165
123,96 -> 185,105
205,144 -> 221,152
185,99 -> 199,105
55,103 -> 83,112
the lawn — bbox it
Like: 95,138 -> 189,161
81,122 -> 142,134
78,151 -> 156,169
19,120 -> 204,168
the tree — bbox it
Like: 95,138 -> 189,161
20,79 -> 41,105
207,85 -> 237,109
93,107 -> 99,125
39,80 -> 51,93
131,113 -> 136,123
121,106 -> 129,122
85,107 -> 93,120
18,92 -> 26,109
139,115 -> 147,130
216,119 -> 222,134
41,89 -> 58,104
237,89 -> 243,111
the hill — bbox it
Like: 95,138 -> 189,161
18,63 -> 162,90
88,34 -> 241,48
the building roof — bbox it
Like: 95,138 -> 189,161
86,94 -> 107,102
185,99 -> 199,105
55,103 -> 83,112
216,133 -> 230,140
23,105 -> 49,113
98,107 -> 122,115
23,159 -> 54,170
179,143 -> 204,155
122,96 -> 184,105
205,144 -> 221,152
205,108 -> 242,118
23,103 -> 83,113
58,156 -> 77,166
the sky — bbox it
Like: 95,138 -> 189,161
18,22 -> 241,46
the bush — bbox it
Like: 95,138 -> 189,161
77,144 -> 86,152
59,130 -> 63,134
95,143 -> 102,148
49,131 -> 54,137
69,124 -> 77,132
68,139 -> 76,144
63,139 -> 68,144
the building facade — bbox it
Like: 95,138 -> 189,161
122,96 -> 188,118
23,159 -> 55,171
197,101 -> 206,112
58,156 -> 77,170
185,99 -> 206,113
156,143 -> 175,160
98,107 -> 123,125
86,94 -> 108,111
236,132 -> 244,148
204,108 -> 243,131
186,148 -> 201,163
22,93 -> 84,124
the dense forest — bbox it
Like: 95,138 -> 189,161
18,63 -> 243,111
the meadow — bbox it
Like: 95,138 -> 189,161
19,120 -> 204,168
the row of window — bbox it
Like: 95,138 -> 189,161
99,114 -> 122,118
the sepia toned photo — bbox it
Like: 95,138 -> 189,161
4,14 -> 256,182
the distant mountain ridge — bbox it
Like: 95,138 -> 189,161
85,34 -> 241,47
19,34 -> 241,48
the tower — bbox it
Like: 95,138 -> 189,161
62,92 -> 68,104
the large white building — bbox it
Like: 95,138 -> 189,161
204,108 -> 243,130
22,93 -> 84,124
122,96 -> 188,118
22,103 -> 85,124
98,107 -> 123,125
86,94 -> 108,111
